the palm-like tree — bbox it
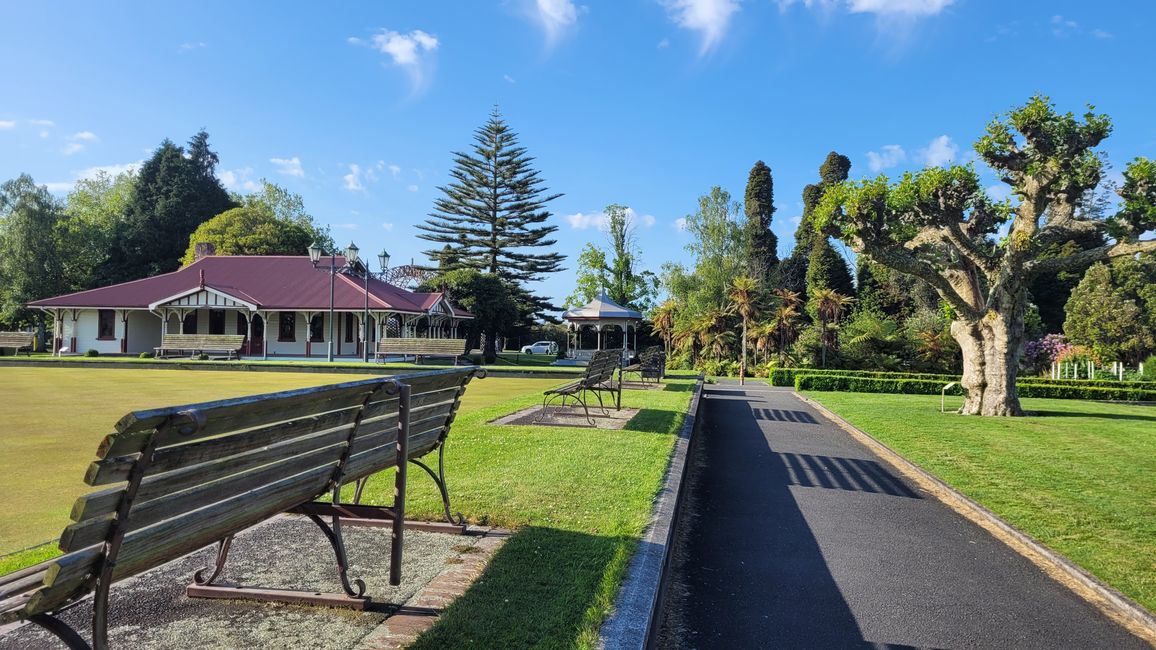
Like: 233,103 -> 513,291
753,320 -> 776,365
651,300 -> 678,356
769,289 -> 803,364
810,288 -> 854,368
728,276 -> 758,383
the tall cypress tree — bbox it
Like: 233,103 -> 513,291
743,160 -> 778,285
418,108 -> 565,319
776,151 -> 852,299
104,131 -> 234,282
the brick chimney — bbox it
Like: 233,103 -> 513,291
193,242 -> 216,261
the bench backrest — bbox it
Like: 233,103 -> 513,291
159,333 -> 246,349
0,332 -> 34,347
376,338 -> 466,354
582,350 -> 620,386
16,367 -> 480,619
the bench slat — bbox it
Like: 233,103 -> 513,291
61,448 -> 344,552
73,425 -> 356,521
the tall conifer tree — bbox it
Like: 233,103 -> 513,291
418,108 -> 565,319
743,160 -> 778,286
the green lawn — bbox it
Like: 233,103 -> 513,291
0,366 -> 694,648
803,391 -> 1156,613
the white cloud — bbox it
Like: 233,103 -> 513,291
387,164 -> 401,179
778,0 -> 952,16
43,182 -> 75,192
406,184 -> 419,192
39,130 -> 50,139
866,144 -> 906,172
178,41 -> 207,51
532,0 -> 579,46
657,37 -> 670,48
71,131 -> 98,142
382,222 -> 395,231
565,207 -> 656,230
504,74 -> 516,84
28,119 -> 53,126
919,135 -> 958,167
354,28 -> 439,92
1091,28 -> 1113,39
43,160 -> 142,193
343,164 -> 365,192
270,156 -> 305,177
219,167 -> 259,192
1051,14 -> 1078,37
673,217 -> 689,231
61,142 -> 85,156
333,223 -> 359,230
659,0 -> 740,56
0,120 -> 15,130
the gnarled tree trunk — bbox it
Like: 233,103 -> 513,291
950,291 -> 1026,416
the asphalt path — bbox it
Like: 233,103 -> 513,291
660,380 -> 1146,649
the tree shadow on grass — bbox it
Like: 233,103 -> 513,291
624,408 -> 680,434
409,527 -> 632,649
1027,409 -> 1156,423
662,382 -> 695,392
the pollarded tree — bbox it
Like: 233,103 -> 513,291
417,108 -> 564,319
816,96 -> 1156,416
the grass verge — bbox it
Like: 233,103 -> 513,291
803,391 -> 1156,613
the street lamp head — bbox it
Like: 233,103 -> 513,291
345,241 -> 360,265
307,241 -> 323,265
379,249 -> 391,270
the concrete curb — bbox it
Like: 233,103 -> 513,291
597,376 -> 705,650
795,391 -> 1156,647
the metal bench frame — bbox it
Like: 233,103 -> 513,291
375,338 -> 469,365
0,332 -> 34,357
539,350 -> 621,425
154,334 -> 246,360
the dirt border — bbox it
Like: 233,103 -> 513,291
795,391 -> 1156,646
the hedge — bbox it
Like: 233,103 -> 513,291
772,367 -> 1155,390
794,374 -> 1156,402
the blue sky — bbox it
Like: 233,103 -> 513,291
2,1 -> 1153,310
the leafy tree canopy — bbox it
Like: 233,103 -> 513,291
564,204 -> 658,311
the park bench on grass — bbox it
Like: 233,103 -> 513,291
154,333 -> 246,359
0,366 -> 483,649
622,346 -> 665,384
0,332 -> 34,356
376,338 -> 468,365
539,349 -> 622,425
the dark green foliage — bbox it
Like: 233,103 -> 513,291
105,132 -> 235,282
83,349 -> 99,357
418,108 -> 564,320
771,253 -> 808,298
1028,228 -> 1106,333
0,175 -> 67,328
743,161 -> 778,283
795,373 -> 1156,400
1064,262 -> 1153,363
806,237 -> 855,299
423,269 -> 518,363
770,367 -> 958,387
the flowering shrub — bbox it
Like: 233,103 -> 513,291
1022,333 -> 1070,373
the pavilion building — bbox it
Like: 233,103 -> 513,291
27,252 -> 473,359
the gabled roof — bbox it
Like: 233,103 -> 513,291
28,256 -> 471,317
562,292 -> 643,321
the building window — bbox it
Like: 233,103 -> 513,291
183,312 -> 198,334
278,312 -> 296,341
345,313 -> 355,342
310,314 -> 325,342
97,310 -> 116,340
235,312 -> 247,336
209,310 -> 226,335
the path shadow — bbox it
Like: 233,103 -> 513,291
751,406 -> 820,424
665,383 -> 921,648
780,452 -> 922,499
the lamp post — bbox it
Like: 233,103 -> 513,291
362,249 -> 390,363
308,241 -> 361,363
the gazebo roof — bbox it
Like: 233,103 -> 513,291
562,292 -> 643,321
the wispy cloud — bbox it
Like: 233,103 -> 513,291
673,217 -> 689,231
333,223 -> 359,230
178,41 -> 207,52
43,160 -> 143,193
382,222 -> 395,231
919,134 -> 958,167
60,131 -> 99,156
658,0 -> 740,56
866,144 -> 906,172
387,164 -> 401,179
504,74 -> 517,84
406,184 -> 419,192
28,119 -> 53,126
351,28 -> 439,94
566,207 -> 658,230
220,167 -> 260,192
1049,15 -> 1112,39
778,0 -> 953,16
343,164 -> 365,192
270,156 -> 305,178
531,0 -> 579,47
0,120 -> 15,130
71,131 -> 98,142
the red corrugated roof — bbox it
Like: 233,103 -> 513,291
27,256 -> 470,315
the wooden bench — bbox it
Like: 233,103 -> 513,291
540,349 -> 622,425
376,338 -> 468,364
623,346 -> 665,383
0,332 -> 34,356
0,367 -> 483,649
154,334 -> 246,359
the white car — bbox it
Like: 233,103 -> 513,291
521,340 -> 559,355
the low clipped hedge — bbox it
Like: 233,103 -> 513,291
773,367 -> 1154,390
794,374 -> 1156,402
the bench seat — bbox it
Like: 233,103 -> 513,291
375,338 -> 468,364
155,334 -> 246,359
0,332 -> 34,357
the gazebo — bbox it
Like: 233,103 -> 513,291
562,292 -> 643,362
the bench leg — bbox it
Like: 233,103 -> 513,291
191,535 -> 234,588
28,613 -> 90,650
409,443 -> 465,526
305,513 -> 366,598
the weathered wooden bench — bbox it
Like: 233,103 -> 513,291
0,332 -> 34,356
154,333 -> 246,359
0,366 -> 483,649
376,338 -> 468,364
623,346 -> 665,384
540,349 -> 622,425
